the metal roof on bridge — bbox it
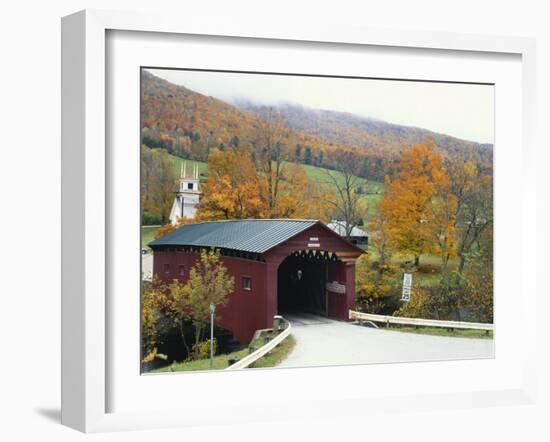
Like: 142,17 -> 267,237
148,219 -> 318,254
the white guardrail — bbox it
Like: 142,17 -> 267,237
349,310 -> 494,331
225,319 -> 292,370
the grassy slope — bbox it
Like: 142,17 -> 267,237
170,157 -> 208,179
300,163 -> 384,219
367,247 -> 459,288
384,325 -> 493,339
147,154 -> 450,288
149,331 -> 295,373
141,225 -> 158,249
150,347 -> 250,372
248,335 -> 296,369
166,154 -> 385,219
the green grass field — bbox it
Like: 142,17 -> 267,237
141,225 -> 158,249
366,247 -> 459,288
384,325 -> 493,339
248,335 -> 296,369
300,163 -> 384,219
150,347 -> 250,372
170,157 -> 208,179
149,330 -> 295,373
167,153 -> 385,220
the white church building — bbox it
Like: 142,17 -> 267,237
169,162 -> 202,224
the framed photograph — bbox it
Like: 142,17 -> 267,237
61,9 -> 537,432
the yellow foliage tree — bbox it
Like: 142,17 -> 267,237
271,163 -> 334,222
154,216 -> 195,239
196,147 -> 333,223
429,166 -> 458,273
167,249 -> 234,360
197,149 -> 267,220
377,140 -> 445,267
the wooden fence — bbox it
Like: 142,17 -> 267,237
349,310 -> 494,331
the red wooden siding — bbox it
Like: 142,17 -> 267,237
327,261 -> 356,320
152,222 -> 362,343
153,250 -> 268,343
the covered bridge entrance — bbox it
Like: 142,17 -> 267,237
278,250 -> 335,316
149,219 -> 365,343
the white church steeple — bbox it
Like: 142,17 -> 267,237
169,161 -> 202,224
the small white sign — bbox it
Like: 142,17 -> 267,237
402,273 -> 413,301
309,237 -> 319,241
326,281 -> 346,294
307,243 -> 320,248
401,286 -> 411,302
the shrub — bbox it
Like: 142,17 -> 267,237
142,210 -> 163,226
395,272 -> 466,320
192,338 -> 217,360
355,254 -> 401,315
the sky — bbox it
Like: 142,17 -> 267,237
146,68 -> 494,144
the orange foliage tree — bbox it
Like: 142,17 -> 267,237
446,157 -> 492,274
273,163 -> 334,222
196,147 -> 333,223
154,216 -> 195,239
429,164 -> 458,273
377,140 -> 447,267
197,149 -> 267,220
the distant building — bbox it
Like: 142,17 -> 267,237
169,162 -> 202,224
149,219 -> 364,343
327,220 -> 368,246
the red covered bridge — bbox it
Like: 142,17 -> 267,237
149,219 -> 365,343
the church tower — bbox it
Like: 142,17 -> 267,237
169,162 -> 202,224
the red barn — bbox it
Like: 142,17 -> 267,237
149,219 -> 365,343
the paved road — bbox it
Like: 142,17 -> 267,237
279,313 -> 494,368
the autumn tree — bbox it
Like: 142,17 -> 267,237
369,212 -> 393,273
141,285 -> 161,362
377,140 -> 443,267
322,151 -> 369,238
254,107 -> 290,217
167,249 -> 234,360
463,245 -> 493,323
396,273 -> 465,321
197,132 -> 332,222
154,216 -> 196,239
271,163 -> 334,222
355,253 -> 399,314
429,165 -> 458,274
451,162 -> 493,274
141,145 -> 177,224
141,278 -> 182,363
197,149 -> 267,220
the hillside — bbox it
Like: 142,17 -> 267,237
143,152 -> 384,228
141,70 -> 493,181
234,101 -> 493,175
167,153 -> 383,215
141,70 -> 344,163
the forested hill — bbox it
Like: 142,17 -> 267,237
234,101 -> 493,170
141,70 -> 493,181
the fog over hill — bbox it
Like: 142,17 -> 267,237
232,99 -> 493,157
141,71 -> 493,181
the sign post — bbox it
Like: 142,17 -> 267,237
209,303 -> 216,369
401,273 -> 413,302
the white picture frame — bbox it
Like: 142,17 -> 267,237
61,9 -> 537,433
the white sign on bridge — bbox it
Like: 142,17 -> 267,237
401,273 -> 413,302
326,281 -> 346,294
